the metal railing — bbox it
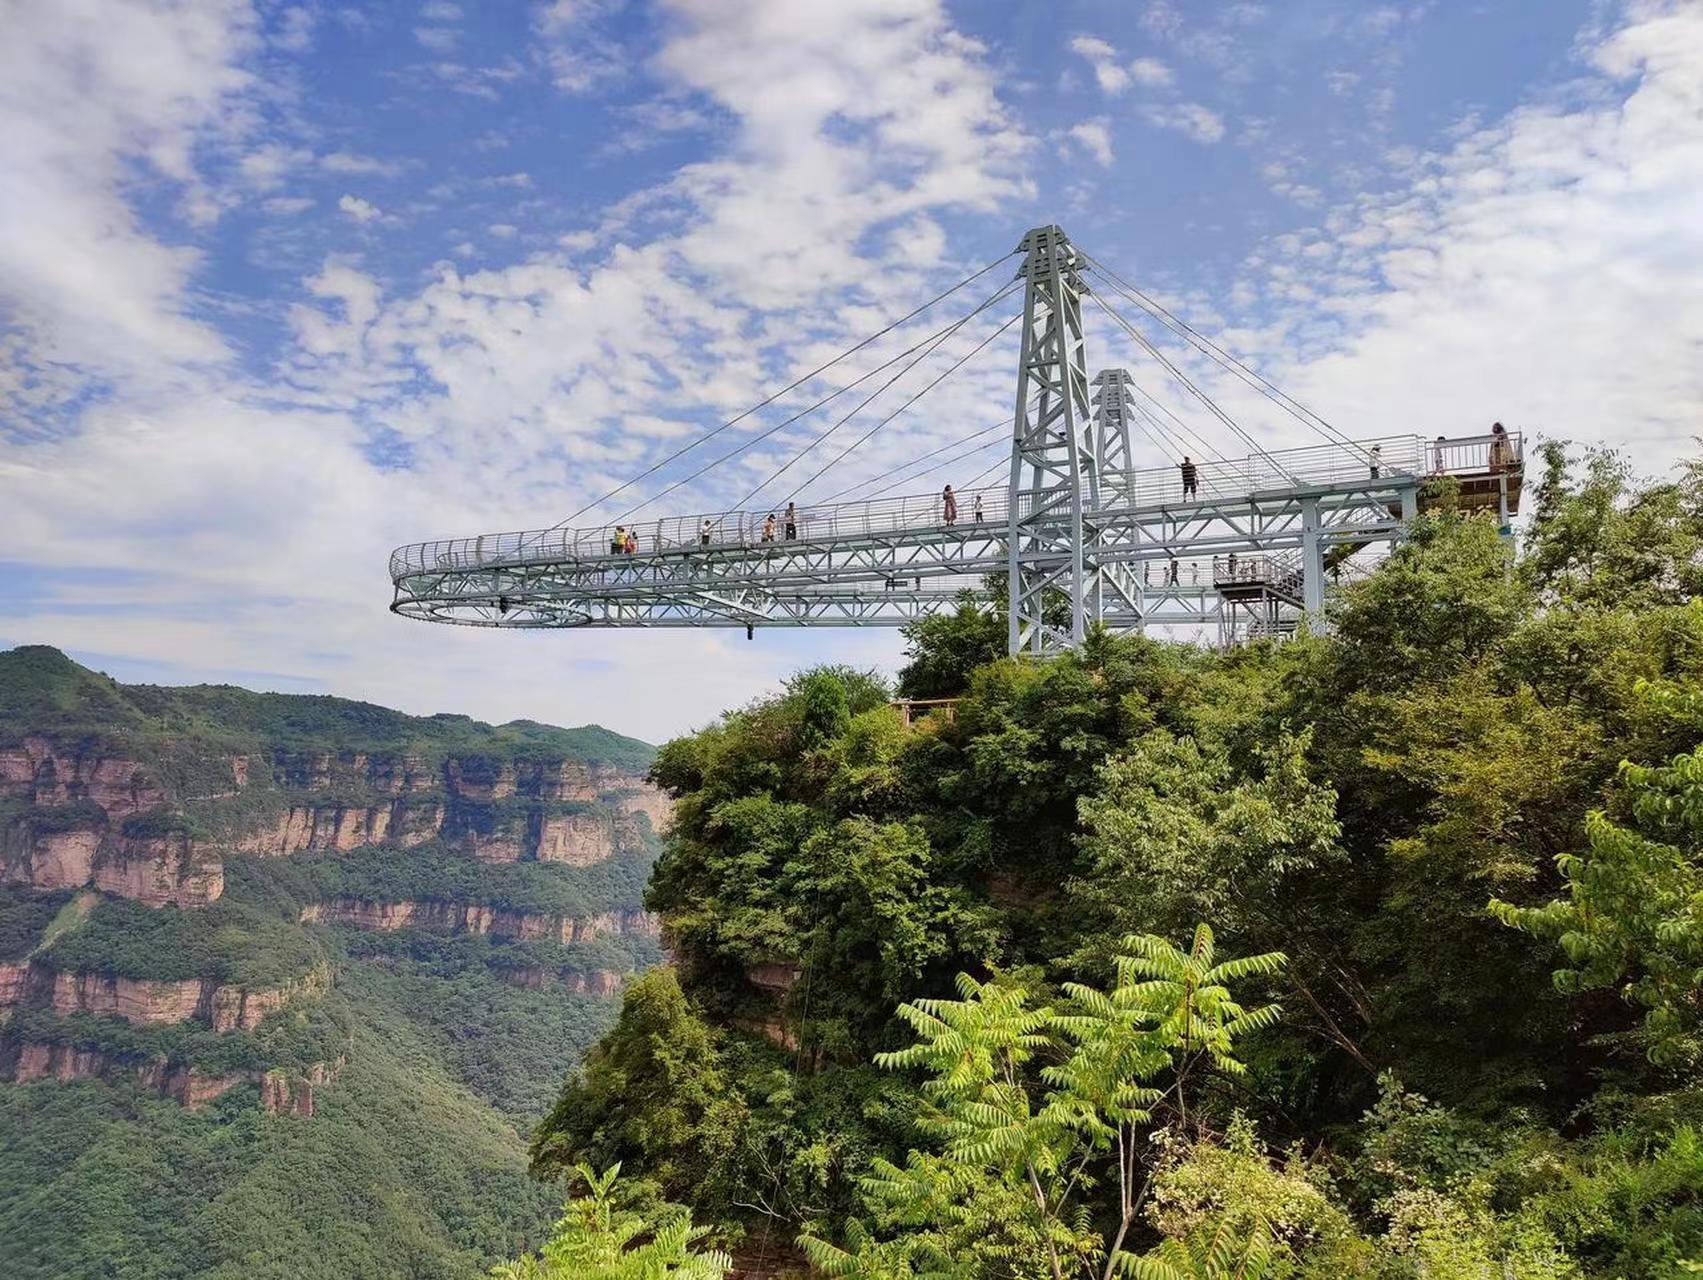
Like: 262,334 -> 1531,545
1211,551 -> 1304,592
388,431 -> 1520,580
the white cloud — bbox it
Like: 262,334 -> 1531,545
240,143 -> 312,190
337,193 -> 381,222
1070,34 -> 1130,94
0,0 -> 257,398
320,150 -> 402,175
1068,118 -> 1115,167
275,5 -> 316,52
262,195 -> 315,215
1128,56 -> 1173,87
421,0 -> 462,19
1142,101 -> 1226,143
415,25 -> 457,51
1233,0 -> 1703,466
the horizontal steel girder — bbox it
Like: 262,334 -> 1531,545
391,474 -> 1417,631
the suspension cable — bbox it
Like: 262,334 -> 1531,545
1085,253 -> 1374,464
612,281 -> 1018,524
547,250 -> 1018,530
817,419 -> 1008,503
736,280 -> 1020,511
1121,378 -> 1224,463
785,310 -> 1020,503
1088,290 -> 1297,482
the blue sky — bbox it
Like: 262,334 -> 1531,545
2,0 -> 1700,741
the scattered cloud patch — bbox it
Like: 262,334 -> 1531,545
337,193 -> 382,222
1129,56 -> 1174,88
1067,118 -> 1115,166
263,195 -> 316,215
1142,101 -> 1226,143
1070,35 -> 1130,94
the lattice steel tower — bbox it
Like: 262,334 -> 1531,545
1005,225 -> 1091,654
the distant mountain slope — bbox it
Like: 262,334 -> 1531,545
0,645 -> 665,1280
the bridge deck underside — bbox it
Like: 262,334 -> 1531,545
393,474 -> 1432,630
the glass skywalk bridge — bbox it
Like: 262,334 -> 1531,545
388,431 -> 1521,636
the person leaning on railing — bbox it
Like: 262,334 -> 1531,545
1488,423 -> 1515,472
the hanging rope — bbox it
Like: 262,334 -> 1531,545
549,250 -> 1019,531
817,419 -> 1008,503
784,310 -> 1020,504
1088,290 -> 1297,483
1085,253 -> 1375,465
736,280 -> 1021,511
612,280 -> 1018,524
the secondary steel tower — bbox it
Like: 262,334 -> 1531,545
1005,225 -> 1091,654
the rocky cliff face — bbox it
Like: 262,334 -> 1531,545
6,1041 -> 345,1114
1,734 -> 667,905
300,899 -> 659,945
0,958 -> 332,1032
0,645 -> 662,1124
28,963 -> 332,1030
0,737 -> 170,817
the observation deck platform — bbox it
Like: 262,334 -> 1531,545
389,432 -> 1520,634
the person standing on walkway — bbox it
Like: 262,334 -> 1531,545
784,502 -> 798,540
1369,443 -> 1382,479
942,484 -> 958,526
1167,557 -> 1179,586
1488,423 -> 1514,472
1180,456 -> 1198,499
972,493 -> 984,523
762,513 -> 776,543
700,517 -> 713,548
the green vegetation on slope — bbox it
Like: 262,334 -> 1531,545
225,843 -> 654,921
0,886 -> 73,961
0,644 -> 654,771
39,895 -> 325,986
0,962 -> 625,1280
528,444 -> 1703,1275
0,643 -> 661,1280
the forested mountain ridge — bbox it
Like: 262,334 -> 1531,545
0,649 -> 665,1279
525,447 -> 1703,1278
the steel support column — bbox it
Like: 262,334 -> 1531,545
1299,494 -> 1325,624
1006,225 -> 1091,654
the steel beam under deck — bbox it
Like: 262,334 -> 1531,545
390,469 -> 1423,632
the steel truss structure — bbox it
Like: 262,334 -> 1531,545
390,225 -> 1523,650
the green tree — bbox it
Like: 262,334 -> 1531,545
1494,711 -> 1703,1064
530,969 -> 745,1202
804,926 -> 1286,1280
492,1164 -> 730,1279
899,594 -> 1008,700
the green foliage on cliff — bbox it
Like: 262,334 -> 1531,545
531,445 -> 1703,1275
0,643 -> 655,769
0,955 -> 626,1280
223,842 -> 655,922
493,1164 -> 731,1280
0,886 -> 72,961
39,895 -> 326,986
